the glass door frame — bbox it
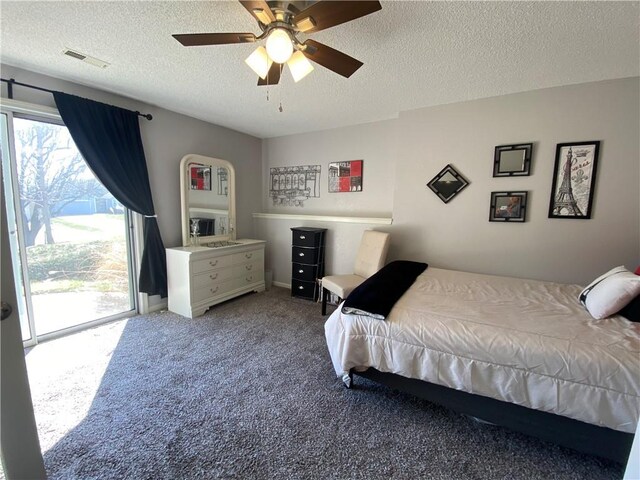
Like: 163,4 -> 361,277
1,99 -> 139,346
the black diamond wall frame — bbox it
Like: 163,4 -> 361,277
427,164 -> 470,204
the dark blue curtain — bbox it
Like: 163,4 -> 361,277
53,91 -> 167,298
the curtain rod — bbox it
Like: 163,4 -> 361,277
0,77 -> 153,120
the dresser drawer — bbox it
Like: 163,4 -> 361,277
291,229 -> 324,247
292,246 -> 320,265
192,279 -> 234,303
192,266 -> 234,290
292,262 -> 318,282
233,260 -> 264,278
233,248 -> 264,265
233,271 -> 264,289
191,255 -> 233,274
291,278 -> 318,300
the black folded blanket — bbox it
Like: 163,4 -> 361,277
342,260 -> 428,320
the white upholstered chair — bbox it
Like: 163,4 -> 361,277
321,230 -> 391,315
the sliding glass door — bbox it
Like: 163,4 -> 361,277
1,106 -> 136,343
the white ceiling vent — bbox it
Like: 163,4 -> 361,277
62,48 -> 110,69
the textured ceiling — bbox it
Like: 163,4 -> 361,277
1,1 -> 638,138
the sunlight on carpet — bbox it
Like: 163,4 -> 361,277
25,319 -> 128,453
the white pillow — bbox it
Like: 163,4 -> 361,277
579,266 -> 640,320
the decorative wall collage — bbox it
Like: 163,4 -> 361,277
269,160 -> 363,208
426,141 -> 601,223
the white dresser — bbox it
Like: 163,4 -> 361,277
166,239 -> 266,318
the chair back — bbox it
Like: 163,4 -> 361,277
353,230 -> 391,279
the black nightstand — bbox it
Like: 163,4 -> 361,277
290,227 -> 326,301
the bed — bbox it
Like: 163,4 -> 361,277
324,265 -> 640,462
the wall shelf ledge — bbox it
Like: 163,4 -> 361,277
252,213 -> 392,225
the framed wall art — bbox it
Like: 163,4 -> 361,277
269,165 -> 321,207
493,143 -> 533,177
427,164 -> 469,204
217,167 -> 228,196
190,165 -> 211,190
328,160 -> 363,192
489,191 -> 528,222
548,141 -> 600,219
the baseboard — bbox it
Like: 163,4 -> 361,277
273,281 -> 291,289
147,300 -> 168,313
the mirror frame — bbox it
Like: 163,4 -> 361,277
493,143 -> 533,177
180,154 -> 236,246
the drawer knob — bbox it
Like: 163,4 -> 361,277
298,269 -> 304,273
210,273 -> 218,280
245,265 -> 253,271
210,286 -> 219,293
298,285 -> 304,290
299,235 -> 306,240
246,276 -> 253,282
298,252 -> 305,257
209,260 -> 218,266
245,253 -> 253,259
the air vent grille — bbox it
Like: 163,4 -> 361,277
62,48 -> 109,69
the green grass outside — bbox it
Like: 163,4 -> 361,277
28,214 -> 130,294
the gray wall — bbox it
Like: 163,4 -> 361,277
1,65 -> 263,305
260,77 -> 639,286
256,120 -> 398,284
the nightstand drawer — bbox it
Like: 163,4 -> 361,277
291,278 -> 318,300
292,229 -> 324,247
292,262 -> 318,282
292,246 -> 320,265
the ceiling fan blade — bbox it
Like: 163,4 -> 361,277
257,63 -> 282,86
293,1 -> 381,33
173,33 -> 256,46
302,40 -> 363,78
239,0 -> 276,25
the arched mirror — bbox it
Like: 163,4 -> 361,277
180,154 -> 236,246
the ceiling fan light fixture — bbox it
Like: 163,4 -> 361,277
295,16 -> 316,33
265,28 -> 293,64
245,46 -> 273,79
252,8 -> 272,25
287,51 -> 314,82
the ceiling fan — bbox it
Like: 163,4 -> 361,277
173,1 -> 382,85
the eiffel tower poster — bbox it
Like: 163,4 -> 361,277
548,141 -> 600,219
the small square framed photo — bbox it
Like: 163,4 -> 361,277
493,143 -> 533,177
489,191 -> 528,222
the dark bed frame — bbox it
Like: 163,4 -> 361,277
350,367 -> 634,464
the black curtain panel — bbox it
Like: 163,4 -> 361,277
52,91 -> 167,298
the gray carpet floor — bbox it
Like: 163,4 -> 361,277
25,287 -> 623,479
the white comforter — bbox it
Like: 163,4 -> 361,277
324,267 -> 640,433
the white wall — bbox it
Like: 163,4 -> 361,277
260,78 -> 639,287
